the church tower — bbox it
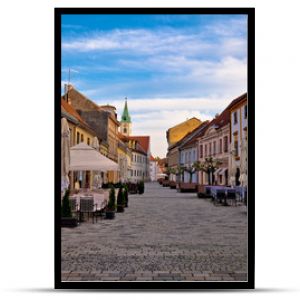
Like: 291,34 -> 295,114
120,98 -> 132,136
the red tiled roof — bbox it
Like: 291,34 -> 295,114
117,134 -> 148,155
226,92 -> 247,111
128,136 -> 150,153
150,155 -> 155,161
157,158 -> 166,166
204,92 -> 247,132
61,97 -> 89,127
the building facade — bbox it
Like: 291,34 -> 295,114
149,155 -> 158,182
197,116 -> 230,186
61,98 -> 97,190
63,85 -> 120,183
229,93 -> 248,186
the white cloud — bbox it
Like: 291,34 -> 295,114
100,96 -> 234,114
62,27 -> 246,58
95,95 -> 240,158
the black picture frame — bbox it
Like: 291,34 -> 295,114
55,7 -> 255,290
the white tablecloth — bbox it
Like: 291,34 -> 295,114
71,193 -> 108,211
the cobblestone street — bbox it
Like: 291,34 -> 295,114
61,182 -> 248,281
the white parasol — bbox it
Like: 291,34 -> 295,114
61,118 -> 70,192
70,142 -> 119,171
91,137 -> 101,188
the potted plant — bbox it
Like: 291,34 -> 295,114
124,184 -> 129,207
137,180 -> 145,194
117,186 -> 125,212
178,162 -> 201,193
105,186 -> 116,219
200,157 -> 222,186
61,189 -> 77,227
168,167 -> 177,189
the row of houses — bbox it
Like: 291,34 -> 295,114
166,93 -> 248,186
61,84 -> 151,190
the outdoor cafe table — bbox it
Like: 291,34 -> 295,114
205,186 -> 236,198
235,186 -> 247,200
73,192 -> 108,211
205,185 -> 247,200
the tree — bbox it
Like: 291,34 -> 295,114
184,161 -> 202,183
167,166 -> 177,181
200,157 -> 222,185
176,165 -> 185,182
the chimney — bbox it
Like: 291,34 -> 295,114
64,84 -> 71,105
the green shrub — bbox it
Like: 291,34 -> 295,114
108,187 -> 116,210
117,187 -> 125,206
137,181 -> 145,194
124,185 -> 129,206
61,189 -> 71,217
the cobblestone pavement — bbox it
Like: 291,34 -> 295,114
61,182 -> 248,281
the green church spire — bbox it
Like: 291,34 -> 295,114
121,98 -> 131,123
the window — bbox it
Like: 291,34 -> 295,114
200,145 -> 203,158
213,141 -> 216,156
224,136 -> 228,153
233,111 -> 238,124
76,132 -> 80,144
219,139 -> 222,154
209,143 -> 212,156
244,105 -> 248,119
204,144 -> 207,157
134,170 -> 136,176
81,134 -> 84,142
123,128 -> 127,133
234,140 -> 239,156
87,138 -> 90,145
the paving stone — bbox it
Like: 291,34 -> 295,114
62,182 -> 248,281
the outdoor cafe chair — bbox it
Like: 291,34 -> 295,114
214,189 -> 226,205
226,190 -> 237,206
79,196 -> 98,223
244,190 -> 247,206
205,187 -> 212,198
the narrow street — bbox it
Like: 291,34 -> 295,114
62,182 -> 247,281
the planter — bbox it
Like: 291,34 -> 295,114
157,178 -> 164,185
162,180 -> 169,187
105,210 -> 115,219
178,182 -> 197,193
61,217 -> 78,228
169,181 -> 176,189
196,184 -> 212,198
117,205 -> 125,213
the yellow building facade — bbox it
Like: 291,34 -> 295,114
166,117 -> 202,147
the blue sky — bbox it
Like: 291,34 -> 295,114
62,14 -> 247,157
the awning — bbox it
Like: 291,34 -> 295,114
215,168 -> 222,175
219,168 -> 228,175
70,142 -> 119,171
